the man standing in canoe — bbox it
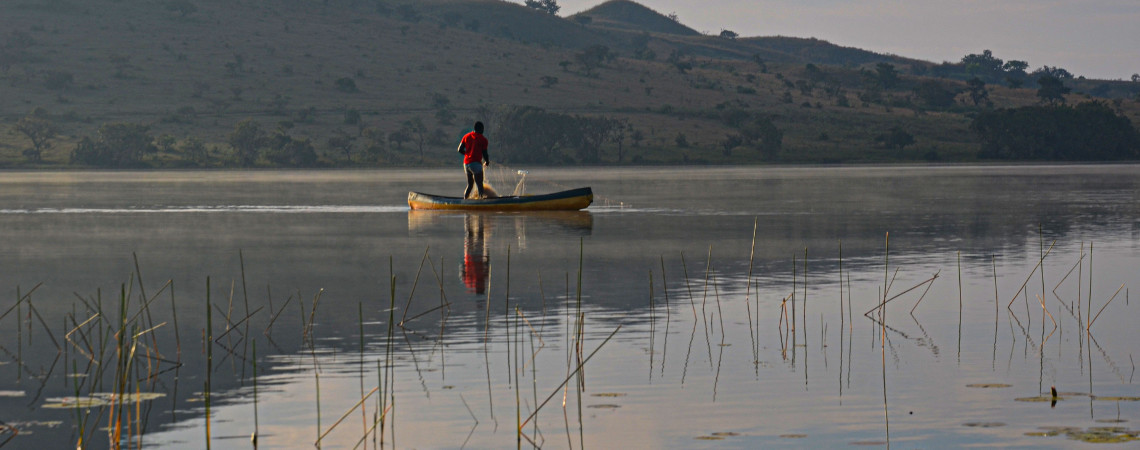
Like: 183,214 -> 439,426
458,121 -> 491,199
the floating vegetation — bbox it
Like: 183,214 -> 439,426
695,435 -> 725,441
1066,427 -> 1139,444
1096,419 -> 1129,424
0,391 -> 25,397
590,393 -> 626,398
1093,396 -> 1140,402
711,432 -> 740,437
587,404 -> 621,409
1026,426 -> 1139,443
1015,396 -> 1063,403
963,422 -> 1006,428
966,383 -> 1012,388
5,420 -> 62,428
850,441 -> 888,446
780,433 -> 808,438
41,392 -> 166,409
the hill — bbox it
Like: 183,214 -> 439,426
573,0 -> 699,36
0,0 -> 1137,168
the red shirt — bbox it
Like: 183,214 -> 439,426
460,131 -> 488,164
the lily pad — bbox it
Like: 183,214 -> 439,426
1038,426 -> 1081,434
711,432 -> 739,437
590,393 -> 626,398
1093,396 -> 1140,402
780,433 -> 808,438
966,383 -> 1012,388
695,435 -> 725,441
1065,427 -> 1139,444
1025,431 -> 1056,437
0,390 -> 25,398
42,392 -> 166,409
42,397 -> 110,409
1015,396 -> 1061,403
850,441 -> 888,446
587,404 -> 620,409
963,422 -> 1006,428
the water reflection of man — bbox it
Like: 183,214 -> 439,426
462,214 -> 490,294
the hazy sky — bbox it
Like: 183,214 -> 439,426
553,0 -> 1140,80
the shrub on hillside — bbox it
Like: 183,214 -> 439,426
71,123 -> 156,167
972,102 -> 1139,160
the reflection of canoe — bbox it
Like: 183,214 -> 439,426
407,187 -> 593,211
408,210 -> 594,235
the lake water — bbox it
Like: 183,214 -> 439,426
1,165 -> 1139,448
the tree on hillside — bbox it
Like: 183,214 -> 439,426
875,127 -> 915,150
16,108 -> 55,162
914,80 -> 957,109
388,129 -> 410,151
572,116 -> 625,163
1033,66 -> 1073,80
327,130 -> 356,161
495,106 -> 576,163
575,45 -> 613,76
719,29 -> 738,40
525,0 -> 560,16
228,118 -> 266,167
402,117 -> 428,162
72,123 -> 156,167
263,130 -> 318,167
667,50 -> 692,74
962,50 -> 1004,81
1036,75 -> 1070,104
875,63 -> 899,89
972,102 -> 1139,160
966,77 -> 989,106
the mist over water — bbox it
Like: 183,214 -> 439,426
1,165 -> 1138,448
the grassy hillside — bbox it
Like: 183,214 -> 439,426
0,0 -> 1137,168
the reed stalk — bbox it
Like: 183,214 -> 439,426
957,252 -> 962,361
1005,241 -> 1056,310
252,338 -> 259,446
1087,283 -> 1125,330
399,247 -> 430,326
520,326 -> 621,430
170,281 -> 181,361
883,232 -> 889,321
263,294 -> 294,335
803,247 -> 808,343
205,277 -> 212,450
1087,242 -> 1093,330
660,256 -> 671,377
317,386 -> 379,444
863,273 -> 940,317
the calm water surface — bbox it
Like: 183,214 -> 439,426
1,165 -> 1139,448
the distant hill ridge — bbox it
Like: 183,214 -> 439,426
573,0 -> 699,36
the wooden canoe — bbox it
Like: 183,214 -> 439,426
407,187 -> 593,211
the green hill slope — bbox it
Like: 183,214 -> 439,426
0,0 -> 1135,168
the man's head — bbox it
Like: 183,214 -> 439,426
474,121 -> 484,134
